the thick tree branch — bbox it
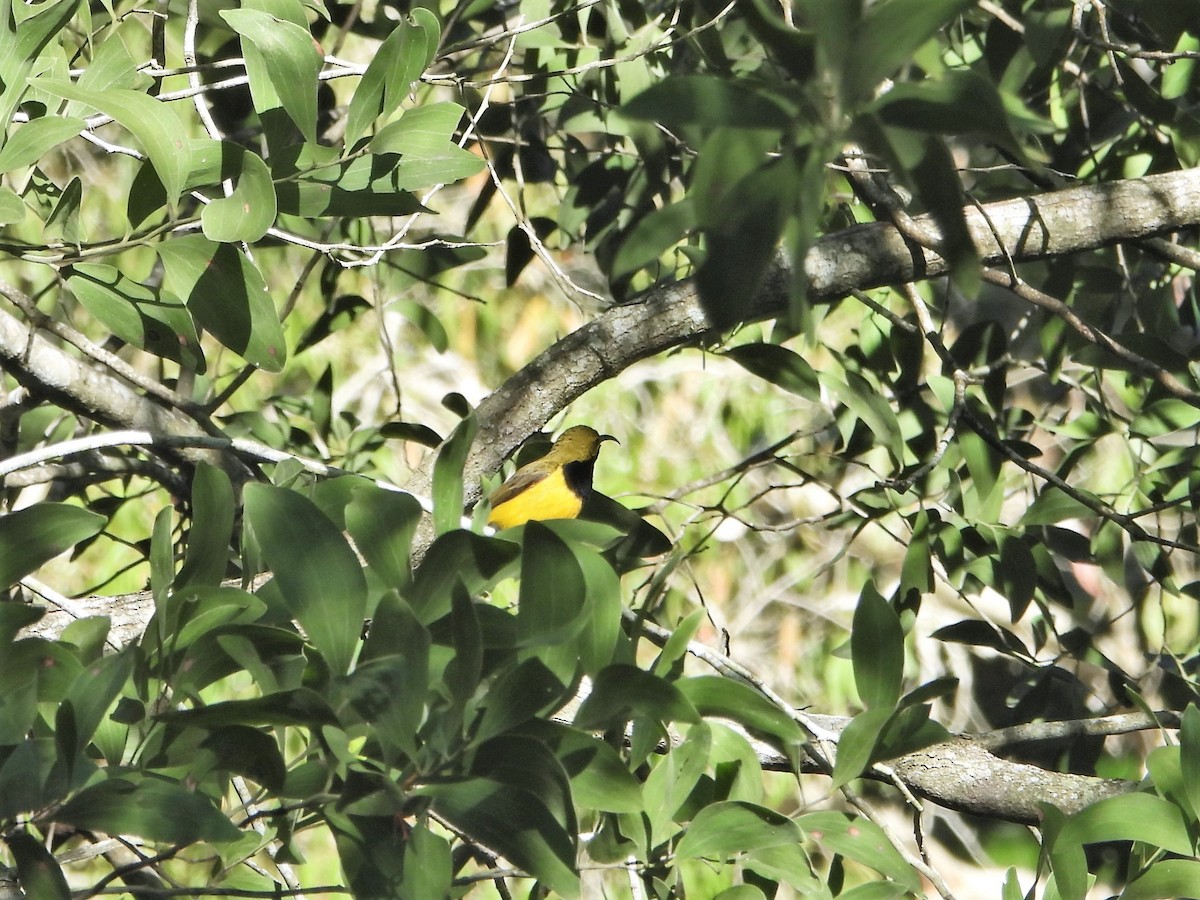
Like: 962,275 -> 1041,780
407,167 -> 1200,506
0,306 -> 235,474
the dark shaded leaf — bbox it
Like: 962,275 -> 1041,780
676,801 -> 801,859
574,664 -> 700,730
623,76 -> 793,130
8,831 -> 70,900
243,484 -> 367,674
175,463 -> 235,589
851,583 -> 903,710
724,343 -> 819,400
54,776 -> 242,844
0,503 -> 106,588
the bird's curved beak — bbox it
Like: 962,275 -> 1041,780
600,434 -> 619,445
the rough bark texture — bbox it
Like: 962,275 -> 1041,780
743,714 -> 1137,825
0,306 -> 225,469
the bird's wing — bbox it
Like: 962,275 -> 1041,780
488,466 -> 551,508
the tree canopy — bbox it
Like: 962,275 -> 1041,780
4,0 -> 1200,897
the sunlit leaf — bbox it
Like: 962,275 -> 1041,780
34,80 -> 191,202
156,234 -> 286,372
221,8 -> 323,144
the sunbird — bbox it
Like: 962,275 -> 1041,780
487,425 -> 618,529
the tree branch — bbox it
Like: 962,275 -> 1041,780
0,306 -> 233,474
406,167 -> 1200,507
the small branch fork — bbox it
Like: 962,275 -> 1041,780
840,148 -> 1200,555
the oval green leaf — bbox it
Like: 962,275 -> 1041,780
243,483 -> 367,674
156,234 -> 286,372
220,8 -> 323,144
0,502 -> 106,588
676,801 -> 802,860
201,147 -> 277,243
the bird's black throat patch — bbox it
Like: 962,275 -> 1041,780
562,457 -> 596,500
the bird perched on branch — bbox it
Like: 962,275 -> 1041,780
487,425 -> 618,529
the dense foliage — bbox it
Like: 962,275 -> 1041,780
5,0 -> 1200,897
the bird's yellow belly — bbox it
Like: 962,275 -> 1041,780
488,467 -> 583,529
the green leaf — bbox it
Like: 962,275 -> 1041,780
369,102 -> 460,154
344,7 -> 439,144
0,185 -> 24,223
695,156 -> 798,329
272,144 -> 427,217
0,115 -> 84,171
517,521 -> 589,645
1130,398 -> 1200,437
622,76 -> 793,130
1019,488 -> 1099,526
572,542 -> 623,675
829,372 -> 905,463
871,70 -> 1023,155
1181,704 -> 1200,820
345,484 -> 423,590
1122,859 -> 1200,900
798,811 -> 921,891
643,721 -> 711,846
677,676 -> 804,750
473,657 -> 572,746
831,706 -> 891,789
517,720 -> 644,814
998,533 -> 1036,622
243,483 -> 367,674
156,234 -> 286,372
43,175 -> 82,245
851,583 -> 903,710
58,652 -> 135,770
160,688 -> 337,728
0,0 -> 77,135
200,147 -> 277,243
368,103 -> 485,189
7,831 -> 70,900
432,414 -> 476,534
0,603 -> 43,644
0,737 -> 61,820
420,777 -> 580,898
66,262 -> 201,368
677,801 -> 802,860
54,776 -> 242,844
409,530 -> 519,623
0,502 -> 106,588
611,198 -> 696,279
724,343 -> 820,400
343,651 -> 428,761
200,725 -> 287,791
33,80 -> 191,202
1052,793 -> 1193,900
713,887 -> 767,900
221,8 -> 323,144
845,0 -> 979,106
175,463 -> 235,589
400,822 -> 453,900
574,664 -> 700,730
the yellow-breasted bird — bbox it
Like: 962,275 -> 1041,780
487,425 -> 618,529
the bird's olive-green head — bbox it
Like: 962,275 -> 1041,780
547,425 -> 619,463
